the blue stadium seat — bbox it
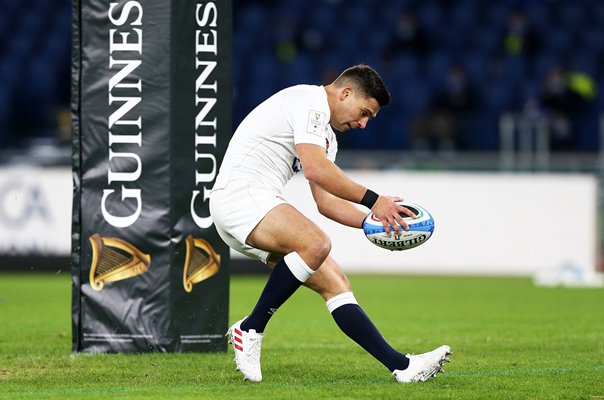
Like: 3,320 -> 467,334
573,75 -> 600,152
531,52 -> 562,81
240,51 -> 282,114
306,3 -> 338,32
51,3 -> 72,36
472,27 -> 501,56
19,55 -> 59,115
424,51 -> 452,88
361,25 -> 391,56
523,0 -> 551,34
581,26 -> 604,53
461,52 -> 489,85
355,52 -> 385,79
337,27 -> 368,54
0,57 -> 21,93
275,0 -> 307,20
319,52 -> 349,80
567,51 -> 599,77
441,28 -> 472,55
497,55 -> 527,84
574,111 -> 600,152
389,54 -> 419,80
0,12 -> 10,47
338,124 -> 380,149
520,79 -> 541,102
6,31 -> 35,59
482,81 -> 516,113
239,4 -> 266,32
485,3 -> 510,31
346,2 -> 372,31
1,0 -> 22,18
397,79 -> 430,117
449,2 -> 479,31
0,88 -> 12,146
417,2 -> 443,32
588,0 -> 604,26
281,54 -> 320,87
543,28 -> 574,57
555,2 -> 586,30
17,11 -> 44,44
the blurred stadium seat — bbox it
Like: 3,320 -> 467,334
2,0 -> 604,153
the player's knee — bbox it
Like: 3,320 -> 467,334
305,232 -> 331,269
315,234 -> 332,262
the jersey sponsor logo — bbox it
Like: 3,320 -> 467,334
306,110 -> 326,136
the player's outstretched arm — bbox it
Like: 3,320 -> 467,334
309,182 -> 366,228
297,143 -> 414,234
297,143 -> 366,201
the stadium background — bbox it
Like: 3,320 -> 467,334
1,0 -> 604,153
1,0 -> 604,271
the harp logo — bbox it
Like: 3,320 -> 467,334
183,235 -> 220,293
88,233 -> 151,291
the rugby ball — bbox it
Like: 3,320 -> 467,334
362,201 -> 434,251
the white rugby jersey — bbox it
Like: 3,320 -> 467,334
214,85 -> 338,192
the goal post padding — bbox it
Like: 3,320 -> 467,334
71,0 -> 231,353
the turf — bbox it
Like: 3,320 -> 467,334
0,272 -> 602,399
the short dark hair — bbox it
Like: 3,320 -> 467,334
333,65 -> 391,107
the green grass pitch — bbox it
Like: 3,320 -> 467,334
0,272 -> 603,399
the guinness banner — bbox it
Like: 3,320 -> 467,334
71,0 -> 231,352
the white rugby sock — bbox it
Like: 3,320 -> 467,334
284,252 -> 315,282
326,291 -> 358,313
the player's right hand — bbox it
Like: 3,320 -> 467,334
371,195 -> 416,235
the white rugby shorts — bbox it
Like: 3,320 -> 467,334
209,181 -> 288,263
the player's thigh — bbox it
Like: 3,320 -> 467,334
247,203 -> 331,269
210,183 -> 287,264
